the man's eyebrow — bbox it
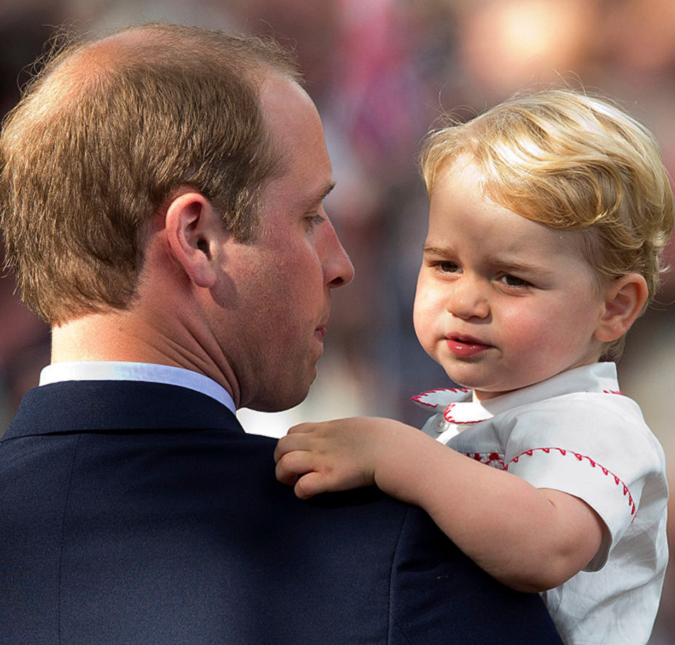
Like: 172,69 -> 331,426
301,181 -> 336,213
317,181 -> 336,203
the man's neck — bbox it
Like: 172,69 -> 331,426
51,311 -> 241,406
51,312 -> 159,364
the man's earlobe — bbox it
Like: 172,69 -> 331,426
164,191 -> 220,289
595,273 -> 649,343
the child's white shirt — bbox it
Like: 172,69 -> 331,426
414,362 -> 668,645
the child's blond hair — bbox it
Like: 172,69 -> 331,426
421,89 -> 674,359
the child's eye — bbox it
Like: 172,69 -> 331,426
498,274 -> 531,288
435,261 -> 460,274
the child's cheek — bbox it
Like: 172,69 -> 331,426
413,293 -> 440,358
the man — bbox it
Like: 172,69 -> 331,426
0,23 -> 561,643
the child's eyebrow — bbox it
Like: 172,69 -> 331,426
422,245 -> 554,276
422,244 -> 452,256
495,259 -> 554,275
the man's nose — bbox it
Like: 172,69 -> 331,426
324,223 -> 355,289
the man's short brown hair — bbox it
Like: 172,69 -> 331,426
0,23 -> 301,324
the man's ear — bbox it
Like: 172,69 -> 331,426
164,191 -> 224,289
595,273 -> 649,343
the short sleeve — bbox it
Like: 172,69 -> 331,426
502,393 -> 665,570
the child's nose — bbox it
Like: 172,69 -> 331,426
447,277 -> 490,320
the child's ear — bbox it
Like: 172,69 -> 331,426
164,191 -> 223,289
595,273 -> 649,343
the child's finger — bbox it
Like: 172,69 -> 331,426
286,422 -> 317,435
275,461 -> 299,486
275,449 -> 314,486
274,433 -> 312,463
294,471 -> 328,499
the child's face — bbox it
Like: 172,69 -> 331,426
414,158 -> 608,400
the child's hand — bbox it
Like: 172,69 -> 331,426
274,418 -> 390,499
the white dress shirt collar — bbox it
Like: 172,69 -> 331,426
39,361 -> 236,415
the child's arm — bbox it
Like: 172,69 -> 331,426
274,417 -> 605,593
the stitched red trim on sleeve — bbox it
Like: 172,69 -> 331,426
506,447 -> 636,516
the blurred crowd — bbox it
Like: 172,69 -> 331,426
1,0 -> 674,641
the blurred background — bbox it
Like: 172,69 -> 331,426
0,0 -> 673,640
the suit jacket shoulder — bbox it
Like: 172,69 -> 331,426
0,381 -> 561,643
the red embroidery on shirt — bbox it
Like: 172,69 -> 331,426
443,404 -> 456,422
507,447 -> 636,516
411,388 -> 470,409
412,397 -> 438,409
465,452 -> 505,469
443,403 -> 488,425
603,390 -> 623,395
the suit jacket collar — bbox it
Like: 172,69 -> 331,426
4,380 -> 243,440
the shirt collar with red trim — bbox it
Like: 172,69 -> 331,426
413,362 -> 621,426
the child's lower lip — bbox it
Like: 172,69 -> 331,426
447,339 -> 491,357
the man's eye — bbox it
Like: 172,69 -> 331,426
306,213 -> 325,227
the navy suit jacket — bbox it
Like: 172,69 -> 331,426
0,380 -> 562,643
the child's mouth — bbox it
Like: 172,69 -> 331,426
447,336 -> 492,357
